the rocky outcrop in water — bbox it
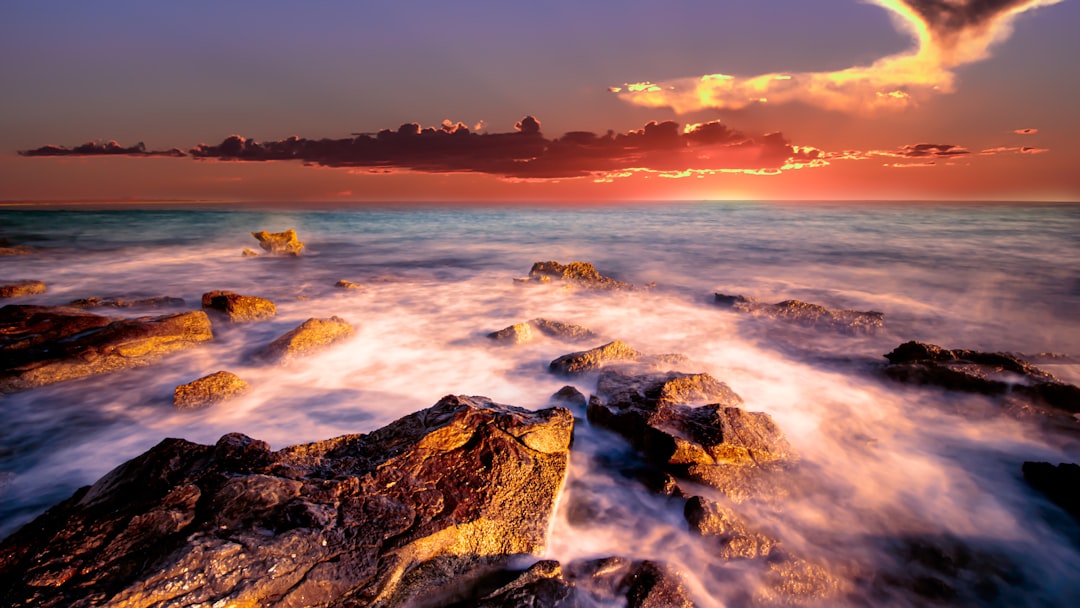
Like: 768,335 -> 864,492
173,371 -> 251,410
0,305 -> 213,393
548,341 -> 687,376
883,341 -> 1080,416
488,318 -> 598,345
336,279 -> 364,289
258,316 -> 355,363
0,280 -> 46,299
201,290 -> 277,322
67,295 -> 186,309
526,260 -> 632,290
0,395 -> 573,608
1023,461 -> 1080,521
252,229 -> 304,256
242,247 -> 260,257
714,293 -> 884,335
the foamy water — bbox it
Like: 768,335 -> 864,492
1,202 -> 1078,606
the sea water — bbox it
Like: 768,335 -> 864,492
1,201 -> 1078,606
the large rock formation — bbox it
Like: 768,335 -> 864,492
0,306 -> 213,393
714,293 -> 884,335
883,341 -> 1080,416
0,395 -> 573,608
252,229 -> 304,256
201,290 -> 277,322
0,280 -> 46,299
586,369 -> 794,500
488,318 -> 598,345
526,261 -> 632,290
173,371 -> 251,410
258,316 -> 355,363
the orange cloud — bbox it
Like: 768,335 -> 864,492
612,0 -> 1065,113
1013,128 -> 1039,134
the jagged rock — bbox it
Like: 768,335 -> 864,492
883,341 -> 1080,415
551,385 -> 587,409
1023,461 -> 1080,521
550,340 -> 643,374
684,496 -> 777,560
67,295 -> 186,309
258,316 -> 355,362
200,290 -> 277,322
714,293 -> 884,335
173,371 -> 251,410
0,395 -> 573,608
489,318 -> 598,345
336,279 -> 364,289
0,306 -> 213,393
0,280 -> 46,299
587,369 -> 793,500
474,557 -> 696,608
241,247 -> 260,257
527,261 -> 632,290
252,229 -> 304,256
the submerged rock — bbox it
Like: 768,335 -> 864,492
201,290 -> 277,322
0,395 -> 573,608
67,295 -> 186,309
0,306 -> 213,393
252,228 -> 304,256
173,371 -> 251,410
258,316 -> 355,362
488,318 -> 598,345
1023,461 -> 1080,521
335,279 -> 364,289
527,260 -> 632,290
0,280 -> 46,299
883,341 -> 1080,416
714,293 -> 884,335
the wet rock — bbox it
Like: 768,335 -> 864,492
173,371 -> 251,410
67,295 -> 186,309
200,290 -> 277,322
0,306 -> 213,393
489,318 -> 598,345
241,247 -> 260,257
883,341 -> 1080,415
0,280 -> 46,299
252,228 -> 304,256
684,496 -> 777,560
0,245 -> 33,256
1023,461 -> 1080,521
547,340 -> 687,376
527,260 -> 632,290
714,293 -> 884,335
0,395 -> 573,608
587,369 -> 793,500
336,279 -> 364,289
551,385 -> 587,409
258,316 -> 355,362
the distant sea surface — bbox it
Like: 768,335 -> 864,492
2,201 -> 1079,606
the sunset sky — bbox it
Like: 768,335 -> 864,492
2,0 -> 1078,203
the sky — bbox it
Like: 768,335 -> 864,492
1,0 -> 1078,203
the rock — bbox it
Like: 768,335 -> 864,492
200,290 -> 277,322
587,369 -> 793,499
0,395 -> 573,608
173,371 -> 250,410
0,306 -> 213,393
1022,461 -> 1080,521
67,295 -> 186,309
335,279 -> 364,289
551,385 -> 587,409
252,229 -> 304,256
684,495 -> 777,560
489,318 -> 598,345
241,247 -> 260,257
883,341 -> 1080,415
549,340 -> 642,374
527,261 -> 632,290
258,316 -> 355,362
0,280 -> 46,299
0,245 -> 33,256
714,292 -> 884,335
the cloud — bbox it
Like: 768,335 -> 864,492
185,117 -> 821,180
1013,128 -> 1038,134
18,141 -> 186,157
612,0 -> 1064,113
980,145 -> 1049,154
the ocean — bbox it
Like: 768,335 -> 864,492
2,201 -> 1079,606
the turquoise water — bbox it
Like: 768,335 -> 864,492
2,202 -> 1079,606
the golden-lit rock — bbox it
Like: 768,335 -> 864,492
173,371 -> 250,410
251,229 -> 304,256
714,292 -> 884,335
549,340 -> 643,374
527,260 -> 632,290
241,247 -> 259,257
258,316 -> 355,362
335,279 -> 364,289
200,290 -> 276,322
67,295 -> 185,309
489,318 -> 598,345
0,280 -> 46,299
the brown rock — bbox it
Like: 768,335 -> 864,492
0,395 -> 573,608
0,245 -> 33,256
488,321 -> 534,344
684,496 -> 777,560
0,280 -> 46,299
67,295 -> 186,309
173,371 -> 251,410
489,318 -> 599,345
200,290 -> 277,322
528,260 -> 632,290
252,229 -> 304,256
549,340 -> 643,374
715,293 -> 884,335
0,306 -> 213,393
258,316 -> 355,362
335,279 -> 364,289
241,247 -> 259,257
